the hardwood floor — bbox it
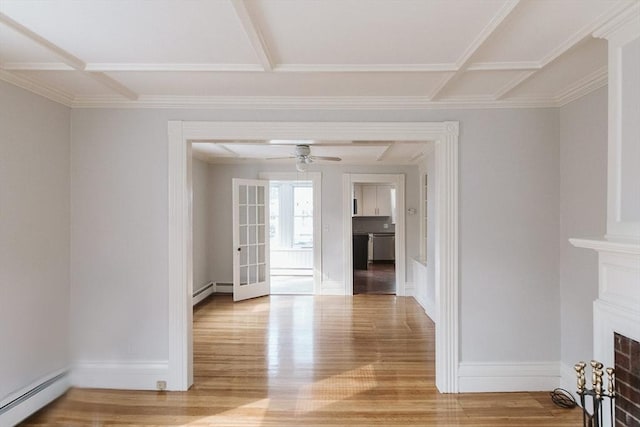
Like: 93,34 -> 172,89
354,262 -> 395,294
21,295 -> 581,426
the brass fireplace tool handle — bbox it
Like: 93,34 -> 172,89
575,360 -> 615,427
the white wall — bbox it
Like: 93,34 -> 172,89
558,87 -> 608,381
192,157 -> 211,293
70,109 -> 168,362
0,81 -> 70,404
204,162 -> 420,286
69,105 -> 563,372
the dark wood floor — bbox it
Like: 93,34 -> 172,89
20,295 -> 582,426
354,262 -> 396,294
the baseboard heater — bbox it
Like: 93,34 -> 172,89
0,370 -> 68,425
193,282 -> 215,305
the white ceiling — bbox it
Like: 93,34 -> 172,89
0,0 -> 635,109
191,140 -> 432,165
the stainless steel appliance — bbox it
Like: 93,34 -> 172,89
371,233 -> 395,261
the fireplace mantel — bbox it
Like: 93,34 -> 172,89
569,238 -> 640,256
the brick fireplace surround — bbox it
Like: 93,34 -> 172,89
615,333 -> 640,427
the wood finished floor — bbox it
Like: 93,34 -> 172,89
21,295 -> 581,426
353,262 -> 396,294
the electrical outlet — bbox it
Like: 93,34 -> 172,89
383,223 -> 389,229
156,380 -> 167,391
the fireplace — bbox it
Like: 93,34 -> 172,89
614,333 -> 640,427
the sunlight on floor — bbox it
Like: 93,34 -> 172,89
295,363 -> 378,413
183,398 -> 270,427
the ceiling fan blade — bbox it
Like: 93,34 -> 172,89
264,156 -> 296,160
309,155 -> 342,162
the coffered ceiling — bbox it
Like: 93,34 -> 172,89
0,0 -> 636,109
191,140 -> 432,165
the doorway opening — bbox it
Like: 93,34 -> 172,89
169,121 -> 459,393
352,182 -> 397,294
268,179 -> 314,294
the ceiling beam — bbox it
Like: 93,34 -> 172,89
495,1 -> 635,100
375,144 -> 394,161
0,12 -> 138,100
218,144 -> 240,157
430,0 -> 521,100
229,0 -> 273,71
0,12 -> 85,69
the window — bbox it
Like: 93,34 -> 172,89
269,181 -> 313,249
293,186 -> 313,248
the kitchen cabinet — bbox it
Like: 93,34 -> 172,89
354,184 -> 394,218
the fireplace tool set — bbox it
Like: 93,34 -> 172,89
574,360 -> 616,427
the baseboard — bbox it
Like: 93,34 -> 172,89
413,292 -> 437,323
403,282 -> 414,297
215,283 -> 232,294
72,361 -> 170,390
458,361 -> 560,392
0,368 -> 70,427
560,361 -> 581,403
193,282 -> 215,305
320,281 -> 345,295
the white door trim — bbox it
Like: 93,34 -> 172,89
167,120 -> 459,393
343,174 -> 405,297
258,171 -> 322,295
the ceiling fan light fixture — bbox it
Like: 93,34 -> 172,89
295,158 -> 308,172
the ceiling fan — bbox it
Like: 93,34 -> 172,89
268,144 -> 341,172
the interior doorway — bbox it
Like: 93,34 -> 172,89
169,121 -> 460,393
343,174 -> 405,296
259,171 -> 322,295
352,182 -> 397,294
268,179 -> 314,294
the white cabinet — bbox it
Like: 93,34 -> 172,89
354,184 -> 395,219
361,185 -> 378,215
376,185 -> 392,217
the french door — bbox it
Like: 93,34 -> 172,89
232,179 -> 270,301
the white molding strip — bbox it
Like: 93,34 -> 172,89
0,69 -> 73,106
167,121 -> 193,391
498,1 -> 635,100
430,0 -> 521,100
458,362 -> 560,393
0,368 -> 69,427
229,0 -> 273,71
193,282 -> 215,305
72,361 -> 169,390
70,95 -> 561,110
0,12 -> 137,100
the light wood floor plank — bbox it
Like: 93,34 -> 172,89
20,295 -> 581,426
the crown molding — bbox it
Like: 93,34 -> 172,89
494,70 -> 537,99
69,94 -> 560,110
0,69 -> 73,106
555,66 -> 607,106
592,2 -> 640,40
498,1 -> 635,99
